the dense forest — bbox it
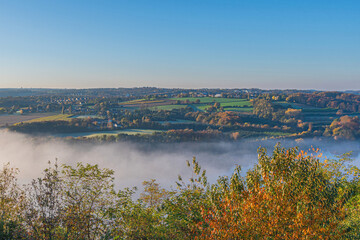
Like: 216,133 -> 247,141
1,144 -> 360,239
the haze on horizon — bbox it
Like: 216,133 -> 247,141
0,0 -> 359,90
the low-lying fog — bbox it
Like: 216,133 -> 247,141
1,129 -> 360,190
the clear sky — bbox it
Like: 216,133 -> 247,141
0,0 -> 359,90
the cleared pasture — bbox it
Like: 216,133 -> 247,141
119,97 -> 253,112
119,99 -> 165,105
119,99 -> 177,110
223,107 -> 253,112
150,105 -> 188,110
169,97 -> 253,112
171,97 -> 250,104
195,102 -> 253,112
230,130 -> 292,138
20,114 -> 73,123
0,113 -> 59,127
55,129 -> 161,138
156,119 -> 197,125
71,115 -> 102,119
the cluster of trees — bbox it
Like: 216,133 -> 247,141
87,129 -> 225,143
184,109 -> 296,135
0,96 -> 61,114
9,119 -> 94,134
252,98 -> 274,119
186,111 -> 241,126
324,115 -> 360,140
1,144 -> 360,239
184,111 -> 293,135
160,129 -> 223,142
286,92 -> 360,113
117,108 -> 192,128
252,98 -> 303,125
9,108 -> 196,134
174,99 -> 201,105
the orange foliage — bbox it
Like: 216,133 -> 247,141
196,146 -> 345,239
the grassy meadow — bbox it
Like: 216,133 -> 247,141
0,113 -> 60,127
19,114 -> 74,124
170,97 -> 253,112
55,129 -> 161,138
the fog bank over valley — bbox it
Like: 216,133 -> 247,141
1,129 -> 359,190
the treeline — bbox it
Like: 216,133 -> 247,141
1,145 -> 360,239
185,110 -> 299,132
286,92 -> 360,112
78,129 -> 226,143
9,120 -> 93,134
8,121 -> 291,143
116,108 -> 193,129
252,98 -> 307,125
76,128 -> 293,143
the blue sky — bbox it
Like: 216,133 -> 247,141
0,0 -> 359,90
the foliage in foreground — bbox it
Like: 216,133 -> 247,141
1,144 -> 360,239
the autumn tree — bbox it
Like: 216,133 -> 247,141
140,179 -> 171,208
197,145 -> 345,239
324,115 -> 360,139
252,98 -> 274,119
213,102 -> 220,109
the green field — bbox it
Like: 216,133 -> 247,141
274,101 -> 341,125
156,119 -> 197,125
217,101 -> 250,107
71,115 -> 103,119
0,113 -> 60,127
171,97 -> 248,104
301,108 -> 337,113
55,129 -> 161,138
196,104 -> 252,112
150,104 -> 188,110
118,97 -> 253,112
262,131 -> 292,136
223,107 -> 253,112
274,101 -> 337,112
170,97 -> 253,112
118,99 -> 146,104
230,130 -> 291,139
119,99 -> 166,105
21,114 -> 73,123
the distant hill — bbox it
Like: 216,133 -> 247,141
0,87 -> 320,98
344,90 -> 360,95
